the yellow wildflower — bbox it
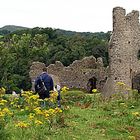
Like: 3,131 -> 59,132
34,107 -> 43,115
28,113 -> 35,120
43,110 -> 50,119
92,89 -> 97,93
29,95 -> 39,100
0,103 -> 4,106
21,93 -> 28,98
35,120 -> 43,125
25,106 -> 29,110
24,91 -> 33,96
0,99 -> 7,103
37,99 -> 44,102
116,82 -> 125,86
61,86 -> 69,92
16,121 -> 29,128
50,91 -> 58,98
34,107 -> 41,111
128,136 -> 136,140
44,113 -> 49,118
20,109 -> 24,112
48,109 -> 55,114
55,107 -> 62,113
0,112 -> 5,117
132,112 -> 139,116
2,108 -> 11,114
2,87 -> 5,91
17,105 -> 21,109
44,98 -> 49,101
10,102 -> 14,105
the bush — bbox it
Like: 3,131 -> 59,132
61,90 -> 85,105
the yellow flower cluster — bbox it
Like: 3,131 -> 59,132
61,86 -> 69,93
0,99 -> 7,106
33,107 -> 62,121
10,97 -> 19,108
0,108 -> 13,118
35,120 -> 43,125
20,90 -> 60,111
132,112 -> 139,117
0,89 -> 63,130
116,82 -> 126,86
22,91 -> 33,96
92,89 -> 98,93
0,111 -> 5,117
46,91 -> 58,102
34,107 -> 43,115
16,121 -> 29,128
23,107 -> 63,127
20,91 -> 40,111
28,113 -> 35,120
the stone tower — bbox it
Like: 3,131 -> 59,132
103,7 -> 140,96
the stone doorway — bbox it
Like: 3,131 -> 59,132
87,77 -> 97,93
132,73 -> 140,92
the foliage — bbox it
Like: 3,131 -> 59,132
61,90 -> 86,105
0,27 -> 110,91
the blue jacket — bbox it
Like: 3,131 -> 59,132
35,72 -> 54,93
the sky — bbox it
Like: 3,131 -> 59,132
0,0 -> 140,33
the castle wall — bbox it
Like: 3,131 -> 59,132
29,56 -> 107,92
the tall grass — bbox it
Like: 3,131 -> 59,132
0,87 -> 140,140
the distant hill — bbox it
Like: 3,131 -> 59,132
0,25 -> 111,40
0,25 -> 29,36
0,25 -> 29,32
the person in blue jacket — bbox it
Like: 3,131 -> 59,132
35,67 -> 54,99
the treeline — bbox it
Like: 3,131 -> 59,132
0,27 -> 110,92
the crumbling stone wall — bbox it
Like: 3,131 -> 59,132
103,7 -> 140,96
29,56 -> 107,92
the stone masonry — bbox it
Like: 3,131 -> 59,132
103,7 -> 140,96
29,56 -> 107,92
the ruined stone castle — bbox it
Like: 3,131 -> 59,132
29,56 -> 108,92
29,7 -> 140,95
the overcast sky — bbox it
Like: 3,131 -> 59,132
0,0 -> 140,32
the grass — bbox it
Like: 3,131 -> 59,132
49,90 -> 140,140
1,90 -> 140,140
